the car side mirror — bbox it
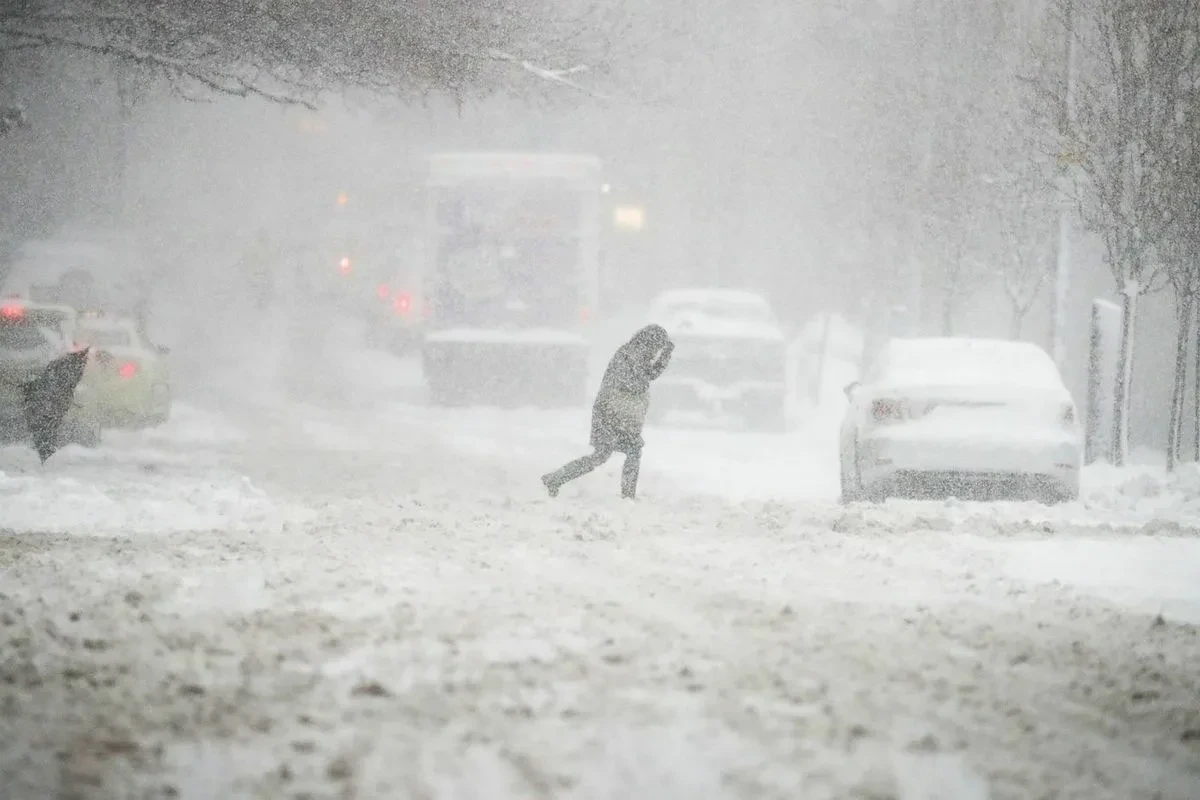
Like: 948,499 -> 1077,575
843,380 -> 860,398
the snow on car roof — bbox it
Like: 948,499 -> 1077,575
652,288 -> 770,308
876,337 -> 1063,387
665,318 -> 785,341
651,289 -> 783,340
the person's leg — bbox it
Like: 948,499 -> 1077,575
542,446 -> 613,496
620,443 -> 643,499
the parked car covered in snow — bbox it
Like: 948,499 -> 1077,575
648,288 -> 789,431
839,337 -> 1081,504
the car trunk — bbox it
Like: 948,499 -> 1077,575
871,383 -> 1074,439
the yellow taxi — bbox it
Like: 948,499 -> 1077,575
75,312 -> 172,428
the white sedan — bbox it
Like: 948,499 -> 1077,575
839,337 -> 1082,504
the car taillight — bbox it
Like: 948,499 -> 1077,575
393,291 -> 412,315
118,361 -> 138,379
871,399 -> 907,422
338,256 -> 352,275
580,306 -> 591,323
0,304 -> 23,319
377,283 -> 391,300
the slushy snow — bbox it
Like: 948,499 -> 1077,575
0,346 -> 1197,800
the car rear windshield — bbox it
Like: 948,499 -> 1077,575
79,328 -> 132,347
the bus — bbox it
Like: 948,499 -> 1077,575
419,152 -> 604,406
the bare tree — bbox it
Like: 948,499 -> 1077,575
979,166 -> 1058,339
0,0 -> 622,118
926,216 -> 987,336
1159,9 -> 1200,468
1038,0 -> 1193,465
1164,248 -> 1197,472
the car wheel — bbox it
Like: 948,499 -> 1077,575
853,442 -> 889,502
839,444 -> 864,504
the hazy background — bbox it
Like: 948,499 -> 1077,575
0,0 -> 1178,449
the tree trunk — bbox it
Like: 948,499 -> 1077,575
941,281 -> 955,336
1167,288 -> 1193,472
1010,306 -> 1026,340
1194,292 -> 1200,462
1110,289 -> 1137,466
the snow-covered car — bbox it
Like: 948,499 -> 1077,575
75,312 -> 171,428
648,288 -> 789,431
0,299 -> 100,447
839,337 -> 1081,504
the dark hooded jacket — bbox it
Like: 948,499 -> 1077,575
590,324 -> 674,452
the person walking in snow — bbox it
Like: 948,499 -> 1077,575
542,324 -> 675,499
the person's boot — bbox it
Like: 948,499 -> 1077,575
541,474 -> 560,498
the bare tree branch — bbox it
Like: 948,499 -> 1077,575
0,0 -> 628,122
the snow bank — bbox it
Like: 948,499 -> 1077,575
0,468 -> 308,535
1082,461 -> 1200,526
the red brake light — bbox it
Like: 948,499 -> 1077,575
118,361 -> 138,379
871,399 -> 906,422
580,306 -> 591,323
338,256 -> 352,275
393,291 -> 412,314
377,283 -> 391,299
1,304 -> 23,319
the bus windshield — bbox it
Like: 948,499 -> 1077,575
429,178 -> 584,328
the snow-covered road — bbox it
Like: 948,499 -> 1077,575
1,350 -> 1199,799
